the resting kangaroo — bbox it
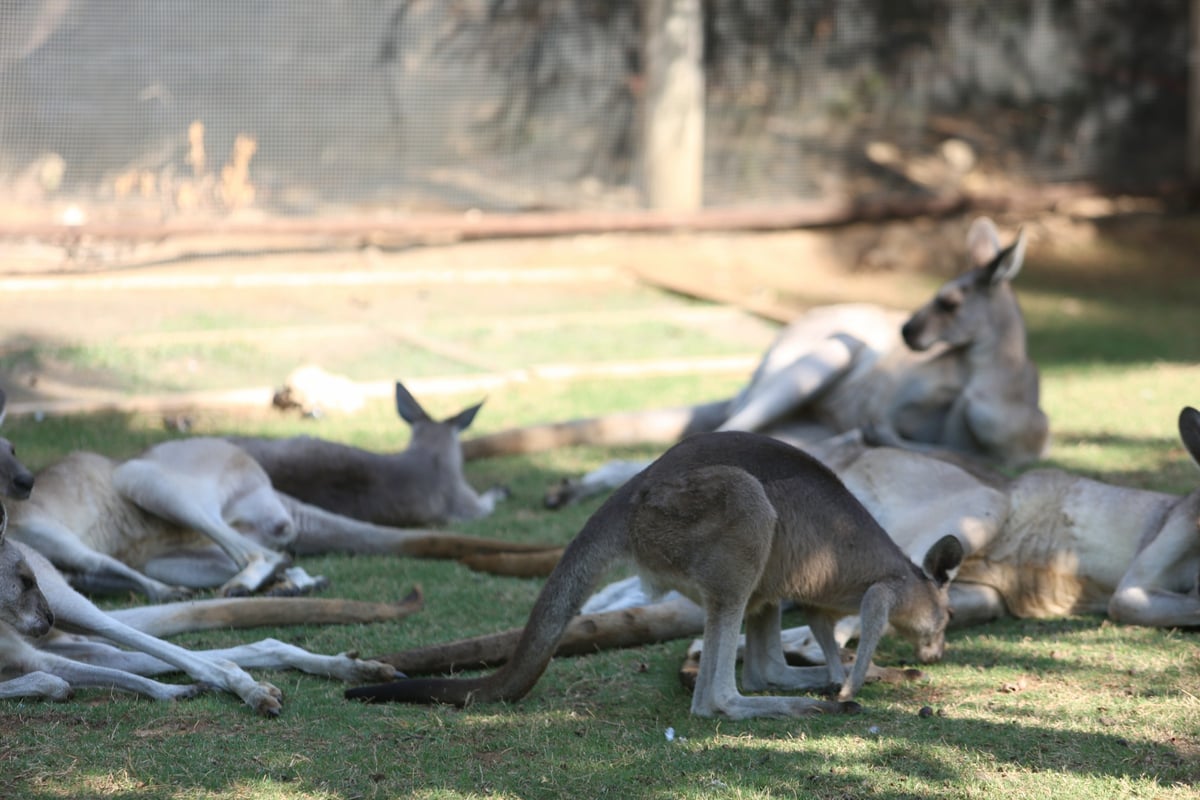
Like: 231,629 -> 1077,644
464,217 -> 1049,489
7,436 -> 551,602
346,432 -> 964,719
432,406 -> 1200,679
0,504 -> 401,713
232,381 -> 509,526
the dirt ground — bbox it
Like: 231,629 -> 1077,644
0,208 -> 1187,418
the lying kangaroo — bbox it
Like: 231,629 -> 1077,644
0,389 -> 36,502
464,217 -> 1049,478
346,432 -> 964,719
232,381 -> 509,527
0,504 -> 401,713
438,406 -> 1200,678
8,436 -> 552,602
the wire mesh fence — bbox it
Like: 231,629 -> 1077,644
0,0 -> 1187,228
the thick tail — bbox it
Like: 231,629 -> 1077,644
460,399 -> 731,460
279,495 -> 555,558
107,588 -> 424,637
371,594 -> 706,675
345,484 -> 637,706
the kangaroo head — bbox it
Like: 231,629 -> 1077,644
0,390 -> 35,501
0,504 -> 54,638
0,438 -> 35,501
1177,406 -> 1200,467
223,450 -> 296,548
395,381 -> 483,462
1170,407 -> 1200,571
891,534 -> 964,664
901,217 -> 1027,353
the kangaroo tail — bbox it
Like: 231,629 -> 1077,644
460,399 -> 731,459
345,484 -> 636,706
279,495 -> 555,558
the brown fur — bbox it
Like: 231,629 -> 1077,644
346,432 -> 963,719
233,381 -> 508,527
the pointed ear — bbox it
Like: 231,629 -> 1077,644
1177,407 -> 1200,468
966,217 -> 1001,267
922,534 -> 964,587
983,227 -> 1027,286
394,382 -> 430,425
445,400 -> 485,432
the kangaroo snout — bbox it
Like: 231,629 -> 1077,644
900,317 -> 931,352
911,632 -> 947,664
29,607 -> 54,639
8,471 -> 34,501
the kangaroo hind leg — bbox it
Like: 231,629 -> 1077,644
741,602 -> 843,694
633,465 -> 849,719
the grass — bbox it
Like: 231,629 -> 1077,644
0,218 -> 1198,799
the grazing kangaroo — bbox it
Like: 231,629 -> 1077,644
442,406 -> 1200,678
7,436 -> 551,602
464,217 -> 1049,491
232,382 -> 509,527
346,432 -> 964,719
0,504 -> 401,713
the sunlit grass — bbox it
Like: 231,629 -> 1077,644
2,221 -> 1200,798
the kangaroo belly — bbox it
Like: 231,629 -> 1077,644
963,471 -> 1166,617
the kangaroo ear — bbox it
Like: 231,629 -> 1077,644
922,534 -> 964,587
966,217 -> 1001,267
1177,407 -> 1200,468
983,227 -> 1027,287
445,400 -> 485,432
394,382 -> 430,424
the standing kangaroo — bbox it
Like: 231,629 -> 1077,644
465,217 -> 1049,480
346,432 -> 964,719
232,382 -> 508,527
432,405 -> 1200,680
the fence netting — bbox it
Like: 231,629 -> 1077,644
0,0 -> 1186,226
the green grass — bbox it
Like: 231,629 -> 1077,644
1,221 -> 1199,799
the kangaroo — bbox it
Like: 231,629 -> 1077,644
0,389 -> 36,502
232,381 -> 509,527
345,431 -> 964,719
463,217 -> 1049,493
439,405 -> 1200,678
0,503 -> 401,713
7,436 -> 551,602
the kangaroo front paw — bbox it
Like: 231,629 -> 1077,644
169,683 -> 209,702
544,478 -> 582,510
149,583 -> 196,602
